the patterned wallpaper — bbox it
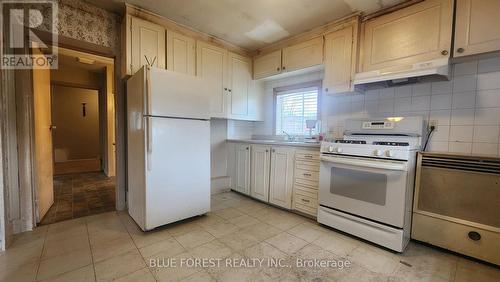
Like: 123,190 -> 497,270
37,0 -> 120,50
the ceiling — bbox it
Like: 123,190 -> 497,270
86,0 -> 406,51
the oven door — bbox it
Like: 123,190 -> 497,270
319,154 -> 409,228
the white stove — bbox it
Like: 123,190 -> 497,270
317,116 -> 426,252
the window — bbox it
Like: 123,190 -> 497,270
274,83 -> 320,136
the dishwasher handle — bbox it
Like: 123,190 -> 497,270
321,155 -> 408,171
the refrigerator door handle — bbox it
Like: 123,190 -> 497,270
145,67 -> 152,115
146,117 -> 153,170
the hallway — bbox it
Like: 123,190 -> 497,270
40,172 -> 115,225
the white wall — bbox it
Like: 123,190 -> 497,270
227,55 -> 500,158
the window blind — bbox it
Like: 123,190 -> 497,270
275,87 -> 318,136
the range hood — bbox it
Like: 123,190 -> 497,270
353,58 -> 450,89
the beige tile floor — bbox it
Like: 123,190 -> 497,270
1,191 -> 499,281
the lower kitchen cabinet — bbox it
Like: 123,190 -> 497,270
233,144 -> 251,195
269,147 -> 295,209
250,145 -> 271,202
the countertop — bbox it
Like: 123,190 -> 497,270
226,139 -> 321,148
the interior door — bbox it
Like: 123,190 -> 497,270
33,49 -> 54,222
235,144 -> 250,195
196,41 -> 227,118
250,145 -> 271,202
131,16 -> 166,74
227,52 -> 251,118
454,0 -> 500,57
269,147 -> 295,209
324,26 -> 354,94
167,30 -> 195,75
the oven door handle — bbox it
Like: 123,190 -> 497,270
321,155 -> 408,171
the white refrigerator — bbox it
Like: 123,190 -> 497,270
127,66 -> 210,231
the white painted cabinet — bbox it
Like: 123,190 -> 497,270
269,147 -> 295,209
359,0 -> 453,73
167,30 -> 195,75
126,15 -> 166,76
196,41 -> 228,118
282,37 -> 323,73
454,0 -> 500,57
234,144 -> 251,195
323,25 -> 356,94
250,145 -> 271,202
227,52 -> 252,119
253,50 -> 282,79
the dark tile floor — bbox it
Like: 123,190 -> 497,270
40,172 -> 116,225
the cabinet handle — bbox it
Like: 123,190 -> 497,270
304,155 -> 313,158
276,67 -> 280,71
441,50 -> 449,56
272,149 -> 275,153
325,88 -> 328,92
301,199 -> 310,203
457,48 -> 464,53
303,173 -> 312,177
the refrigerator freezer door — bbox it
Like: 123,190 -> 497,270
146,67 -> 210,120
143,116 -> 210,230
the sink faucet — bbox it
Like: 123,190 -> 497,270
283,130 -> 294,141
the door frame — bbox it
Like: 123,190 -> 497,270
12,33 -> 125,232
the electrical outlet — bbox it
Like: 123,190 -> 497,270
429,120 -> 438,129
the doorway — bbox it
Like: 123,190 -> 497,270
32,47 -> 117,225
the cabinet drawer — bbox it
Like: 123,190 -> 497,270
295,178 -> 318,189
296,150 -> 320,161
412,213 -> 500,265
295,168 -> 319,182
294,184 -> 318,198
295,160 -> 320,172
294,203 -> 317,217
294,192 -> 318,210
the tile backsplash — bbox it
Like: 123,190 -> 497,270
227,55 -> 500,157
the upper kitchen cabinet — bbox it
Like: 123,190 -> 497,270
227,52 -> 252,119
123,15 -> 166,76
253,50 -> 282,79
196,41 -> 228,118
323,24 -> 357,94
166,30 -> 196,75
282,37 -> 323,73
358,0 -> 453,73
454,0 -> 500,57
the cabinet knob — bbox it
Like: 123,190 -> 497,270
468,231 -> 481,241
441,50 -> 449,56
456,48 -> 464,53
265,149 -> 269,152
282,66 -> 286,70
246,147 -> 249,150
276,67 -> 280,71
224,87 -> 228,91
228,89 -> 232,92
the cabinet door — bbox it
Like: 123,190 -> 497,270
166,30 -> 195,75
196,41 -> 227,118
269,147 -> 295,209
250,145 -> 271,202
253,50 -> 282,79
282,37 -> 323,73
324,26 -> 354,94
359,0 -> 453,73
454,0 -> 500,57
131,16 -> 166,74
227,52 -> 251,119
235,144 -> 251,195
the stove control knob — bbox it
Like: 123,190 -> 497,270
385,150 -> 394,157
328,145 -> 334,152
374,149 -> 383,156
336,147 -> 343,153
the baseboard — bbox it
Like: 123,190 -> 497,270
211,176 -> 230,195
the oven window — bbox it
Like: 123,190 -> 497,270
330,167 -> 387,205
